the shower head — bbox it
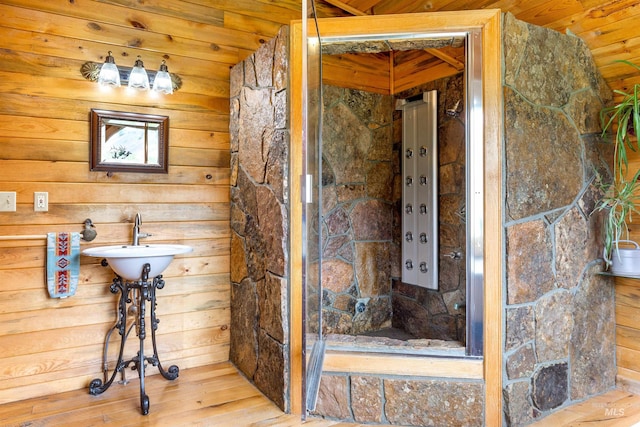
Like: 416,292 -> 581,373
446,100 -> 461,118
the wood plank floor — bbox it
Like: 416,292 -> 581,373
1,361 -> 640,426
530,388 -> 640,426
0,362 -> 364,427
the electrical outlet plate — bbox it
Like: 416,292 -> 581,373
0,192 -> 17,212
34,192 -> 48,212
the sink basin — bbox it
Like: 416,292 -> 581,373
83,244 -> 193,281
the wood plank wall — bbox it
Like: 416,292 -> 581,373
616,276 -> 640,383
616,149 -> 640,386
0,0 -> 292,405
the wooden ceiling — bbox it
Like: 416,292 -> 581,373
319,35 -> 467,94
303,0 -> 640,99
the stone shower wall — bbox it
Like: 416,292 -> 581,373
318,77 -> 467,341
313,373 -> 484,426
392,74 -> 467,342
228,27 -> 289,411
501,13 -> 616,426
316,86 -> 396,335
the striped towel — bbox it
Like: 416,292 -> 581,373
46,232 -> 80,298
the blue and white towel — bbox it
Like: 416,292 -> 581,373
46,232 -> 80,298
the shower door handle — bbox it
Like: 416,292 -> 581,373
302,174 -> 313,204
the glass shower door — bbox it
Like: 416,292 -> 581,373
301,1 -> 324,414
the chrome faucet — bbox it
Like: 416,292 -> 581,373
132,213 -> 151,245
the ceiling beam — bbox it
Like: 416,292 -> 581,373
424,48 -> 465,71
321,0 -> 368,16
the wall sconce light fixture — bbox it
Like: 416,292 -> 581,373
81,51 -> 182,94
127,55 -> 150,90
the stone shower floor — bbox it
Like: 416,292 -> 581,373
361,326 -> 417,340
322,329 -> 466,356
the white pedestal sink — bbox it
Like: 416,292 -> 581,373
83,244 -> 193,280
84,243 -> 192,414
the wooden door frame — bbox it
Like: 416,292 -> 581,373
289,10 -> 503,426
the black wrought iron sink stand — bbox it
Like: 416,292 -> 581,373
88,263 -> 179,415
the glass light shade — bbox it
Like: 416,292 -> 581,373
97,52 -> 121,87
128,56 -> 150,90
152,61 -> 173,94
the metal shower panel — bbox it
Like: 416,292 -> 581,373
399,90 -> 438,290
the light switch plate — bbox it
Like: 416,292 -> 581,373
0,192 -> 17,212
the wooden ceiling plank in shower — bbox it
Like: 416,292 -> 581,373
424,48 -> 465,70
322,0 -> 368,15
